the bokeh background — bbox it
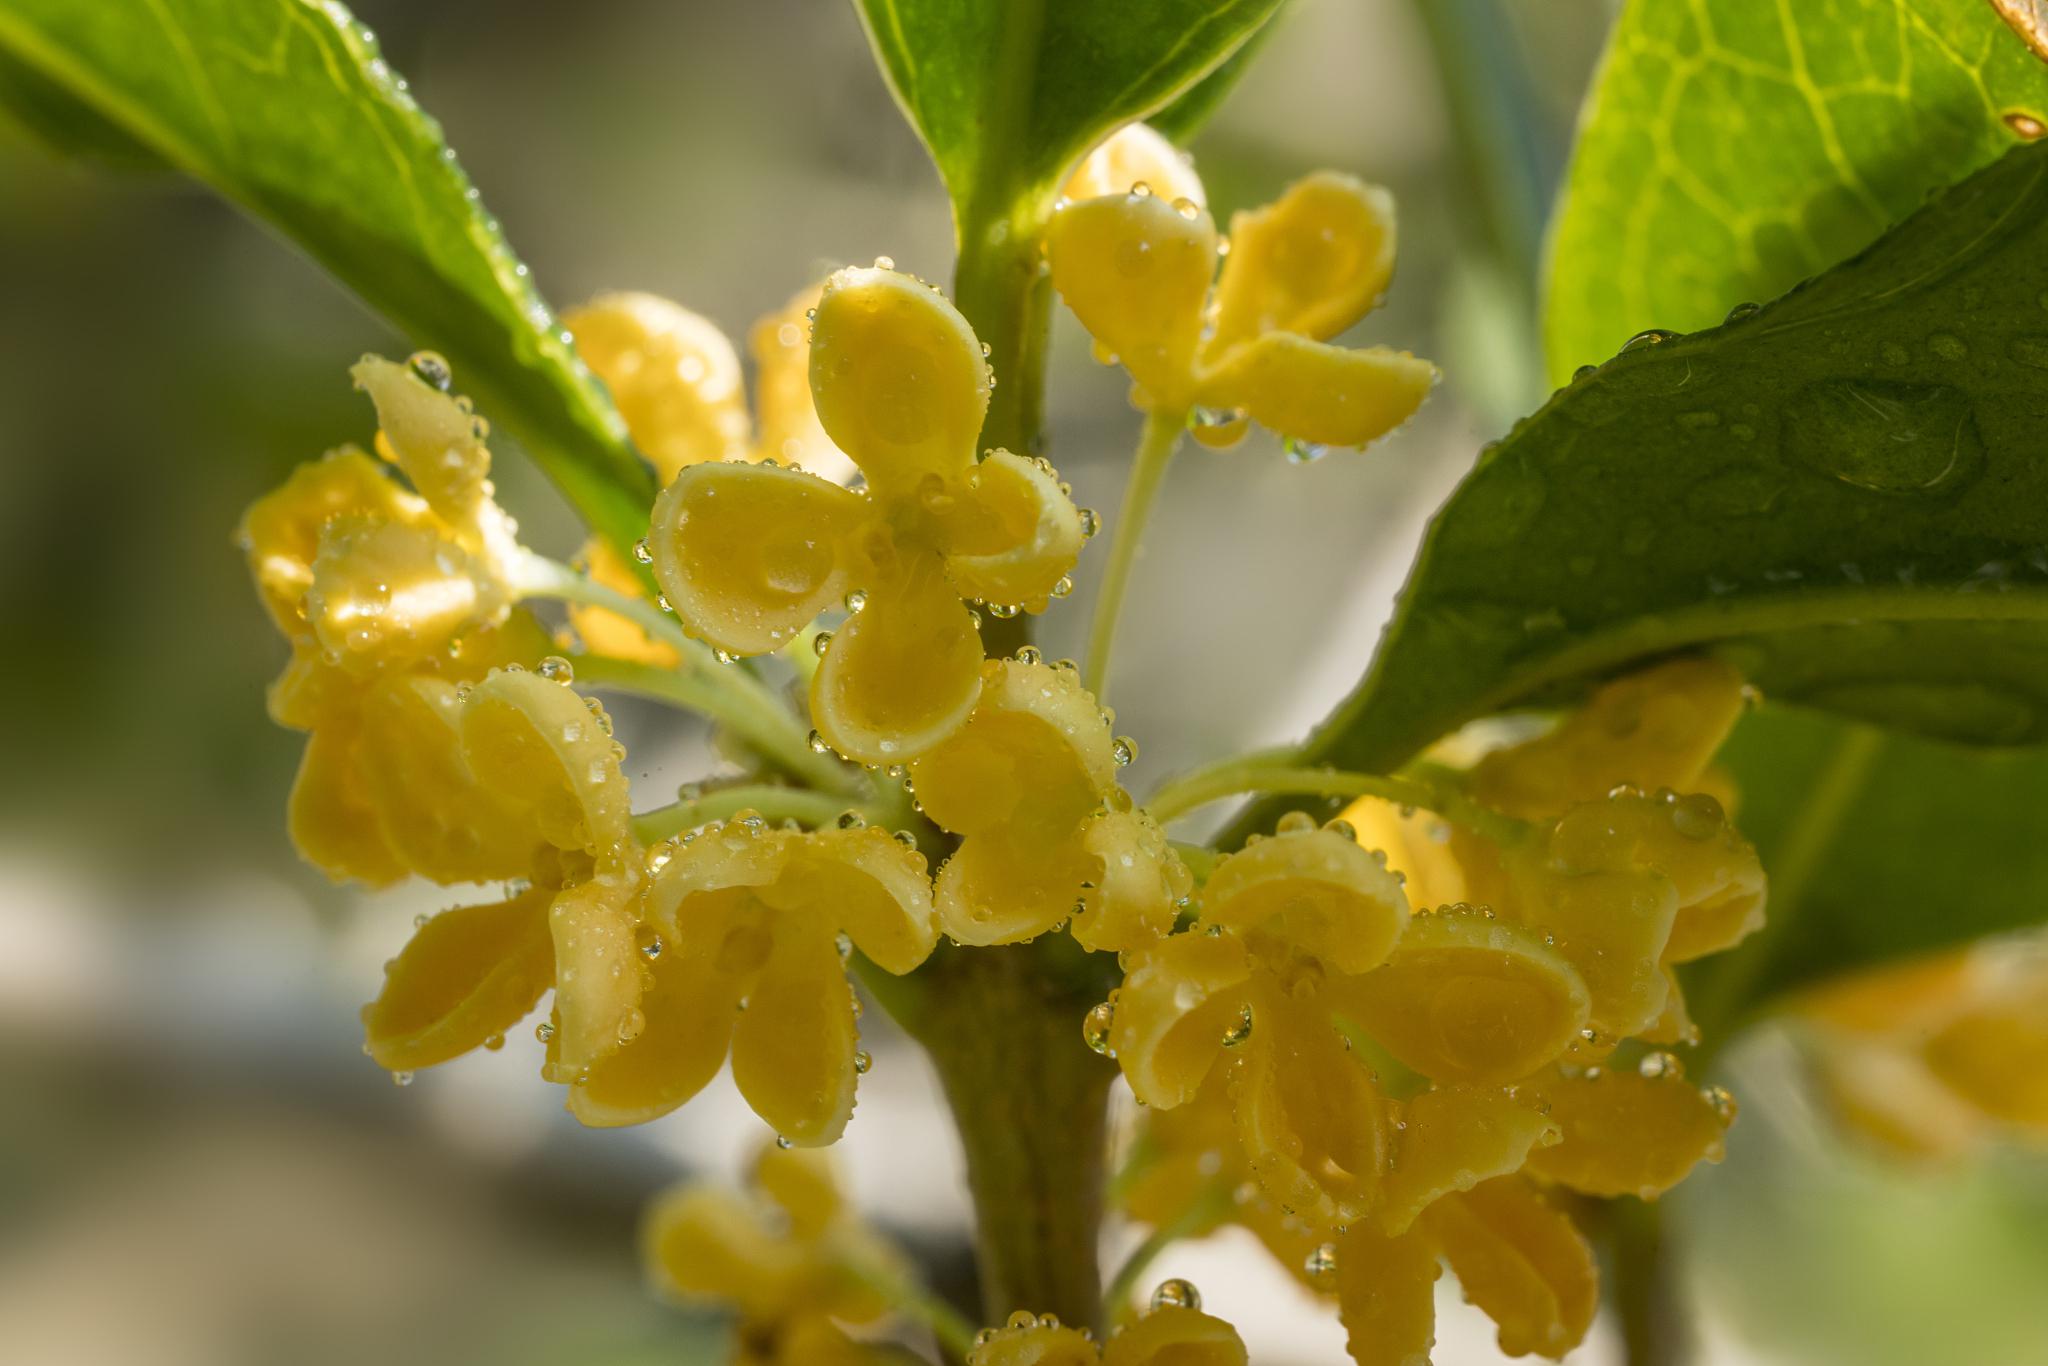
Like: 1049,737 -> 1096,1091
3,1 -> 2046,1363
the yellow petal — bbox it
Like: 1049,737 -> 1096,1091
1474,659 -> 1748,821
1119,1073 -> 1241,1236
1812,1035 -> 1987,1159
966,1321 -> 1099,1366
356,674 -> 539,884
1100,1307 -> 1247,1366
564,291 -> 751,482
306,515 -> 494,671
730,926 -> 861,1146
546,873 -> 647,1083
1110,930 -> 1253,1109
350,355 -> 501,537
648,460 -> 866,656
641,1185 -> 806,1318
811,556 -> 986,765
750,284 -> 858,483
808,266 -> 989,493
937,451 -> 1086,613
1333,1223 -> 1440,1366
1234,987 -> 1392,1225
1208,172 -> 1396,353
1639,967 -> 1700,1047
361,886 -> 554,1070
763,827 -> 939,974
567,923 -> 739,1128
1378,1087 -> 1559,1235
287,721 -> 407,887
1063,122 -> 1205,206
1522,1064 -> 1733,1199
1071,809 -> 1191,953
1334,908 -> 1589,1086
1046,191 -> 1216,409
935,834 -> 1098,947
1423,1177 -> 1597,1360
1195,333 -> 1434,448
461,667 -> 635,864
1202,827 -> 1408,976
567,536 -> 679,666
752,1144 -> 846,1241
1336,795 -> 1470,910
1924,975 -> 2048,1128
238,447 -> 429,633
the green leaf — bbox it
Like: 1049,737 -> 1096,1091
1545,0 -> 2048,386
1683,705 -> 2048,1027
0,0 -> 655,553
1146,1 -> 1289,144
0,42 -> 164,168
1305,139 -> 2048,780
852,0 -> 1284,217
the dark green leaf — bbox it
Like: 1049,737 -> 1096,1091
1545,0 -> 2048,386
0,42 -> 164,168
1307,140 -> 2048,778
0,0 -> 655,553
1146,1 -> 1289,144
851,0 -> 1284,216
1683,705 -> 2048,1027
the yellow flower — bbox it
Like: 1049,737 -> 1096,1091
967,1306 -> 1246,1366
1046,172 -> 1435,450
1063,122 -> 1205,207
648,266 -> 1087,764
908,657 -> 1186,949
563,286 -> 857,663
643,1143 -> 906,1364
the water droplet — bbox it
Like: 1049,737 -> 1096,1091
632,537 -> 653,564
1723,302 -> 1761,324
537,655 -> 574,684
814,631 -> 835,655
636,924 -> 665,960
1112,736 -> 1138,766
808,729 -> 831,754
617,1007 -> 646,1044
1621,328 -> 1679,353
1079,508 -> 1101,538
1129,181 -> 1154,199
1220,1003 -> 1254,1047
873,254 -> 896,271
986,602 -> 1021,619
1783,378 -> 1984,496
776,1135 -> 795,1150
1637,1051 -> 1684,1080
390,1070 -> 415,1087
854,1049 -> 872,1074
1304,1242 -> 1338,1282
1701,1085 -> 1738,1122
836,810 -> 868,830
844,588 -> 869,613
2005,110 -> 2047,139
1283,436 -> 1330,464
535,1020 -> 556,1043
1050,575 -> 1074,598
483,1032 -> 505,1051
1083,1001 -> 1116,1055
1150,1279 -> 1201,1312
1171,196 -> 1201,220
1669,792 -> 1724,840
407,351 -> 452,390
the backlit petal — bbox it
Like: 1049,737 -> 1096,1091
1101,1307 -> 1247,1366
1064,122 -> 1205,206
1110,930 -> 1253,1109
546,874 -> 648,1082
1333,1223 -> 1439,1366
731,926 -> 861,1146
812,558 -> 986,764
763,827 -> 938,975
461,667 -> 635,864
1202,827 -> 1408,976
362,886 -> 554,1070
965,1321 -> 1098,1366
565,291 -> 751,482
1071,809 -> 1190,953
642,1186 -> 807,1318
1378,1087 -> 1559,1235
306,515 -> 493,671
937,451 -> 1086,613
1337,794 -> 1470,910
1208,172 -> 1395,353
568,920 -> 739,1128
288,722 -> 406,887
750,284 -> 857,483
1522,1066 -> 1733,1200
1046,191 -> 1216,408
357,674 -> 539,884
238,447 -> 429,633
1195,333 -> 1434,448
1234,988 -> 1391,1225
1423,1177 -> 1597,1360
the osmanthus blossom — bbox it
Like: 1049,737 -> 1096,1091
965,1304 -> 1248,1366
647,265 -> 1088,765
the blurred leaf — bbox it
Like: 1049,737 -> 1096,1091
1304,140 -> 2048,780
0,44 -> 164,168
0,0 -> 656,554
852,0 -> 1285,218
1544,0 -> 2048,385
1684,706 -> 2048,1027
1147,1 -> 1289,144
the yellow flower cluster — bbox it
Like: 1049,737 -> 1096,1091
1107,659 -> 1766,1363
966,1303 -> 1247,1366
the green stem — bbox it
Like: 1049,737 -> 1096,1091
1609,1199 -> 1695,1366
1144,753 -> 1524,845
1083,407 -> 1185,702
841,1252 -> 979,1361
631,785 -> 867,844
1100,1178 -> 1235,1320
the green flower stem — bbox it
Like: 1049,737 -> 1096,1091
631,785 -> 865,844
840,1251 -> 980,1361
1608,1198 -> 1696,1366
1144,751 -> 1525,846
1083,406 -> 1186,701
1099,1177 -> 1235,1320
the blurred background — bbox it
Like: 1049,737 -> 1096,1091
2,0 -> 2045,1362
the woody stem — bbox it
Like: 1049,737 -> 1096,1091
1084,405 -> 1186,702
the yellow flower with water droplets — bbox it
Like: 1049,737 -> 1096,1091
647,266 -> 1087,763
643,1143 -> 906,1364
966,1305 -> 1246,1366
1063,122 -> 1205,207
908,657 -> 1185,949
1047,172 -> 1435,450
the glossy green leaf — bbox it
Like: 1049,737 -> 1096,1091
0,43 -> 164,168
1146,1 -> 1289,144
852,0 -> 1284,216
1684,705 -> 2048,1027
1307,140 -> 2048,781
0,0 -> 655,553
1545,0 -> 2048,386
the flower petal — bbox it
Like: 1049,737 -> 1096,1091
362,886 -> 554,1070
1100,1306 -> 1247,1366
808,267 -> 988,493
762,827 -> 938,975
1208,172 -> 1396,353
1234,988 -> 1392,1225
1046,190 -> 1216,409
1336,795 -> 1470,911
641,1186 -> 806,1317
1379,1087 -> 1560,1235
813,558 -> 985,764
648,460 -> 865,656
288,722 -> 407,887
1334,1224 -> 1439,1366
307,515 -> 494,671
935,834 -> 1097,947
730,926 -> 862,1146
1064,122 -> 1206,206
238,447 -> 429,633
545,874 -> 648,1083
1474,659 -> 1748,821
1333,908 -> 1588,1086
750,284 -> 858,484
1202,827 -> 1408,976
564,291 -> 751,482
1522,1066 -> 1733,1199
1071,809 -> 1190,953
1194,333 -> 1434,448
1110,930 -> 1253,1109
751,1144 -> 846,1241
357,674 -> 540,884
937,451 -> 1086,613
965,1321 -> 1099,1366
350,355 -> 499,534
1422,1177 -> 1597,1361
461,667 -> 635,864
